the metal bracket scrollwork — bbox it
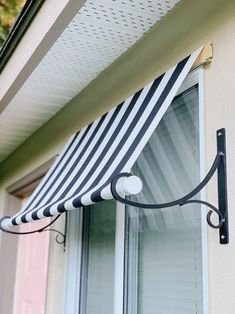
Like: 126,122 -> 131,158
111,128 -> 229,244
0,213 -> 67,249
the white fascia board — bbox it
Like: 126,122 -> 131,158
0,0 -> 86,113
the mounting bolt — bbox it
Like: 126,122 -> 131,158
221,235 -> 226,240
217,131 -> 223,136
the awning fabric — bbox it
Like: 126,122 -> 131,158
1,48 -> 201,230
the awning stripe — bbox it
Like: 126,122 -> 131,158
22,119 -> 101,213
1,48 -> 201,230
21,127 -> 87,213
85,59 -> 188,203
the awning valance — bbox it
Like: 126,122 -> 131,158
0,48 -> 201,231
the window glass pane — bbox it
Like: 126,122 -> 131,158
125,85 -> 203,314
80,200 -> 116,314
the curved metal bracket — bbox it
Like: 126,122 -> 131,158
111,128 -> 229,244
0,213 -> 67,248
39,228 -> 66,246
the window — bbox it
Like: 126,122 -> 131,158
64,69 -> 207,314
125,84 -> 202,314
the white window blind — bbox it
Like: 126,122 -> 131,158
79,200 -> 116,314
125,85 -> 203,314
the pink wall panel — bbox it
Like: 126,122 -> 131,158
13,198 -> 50,314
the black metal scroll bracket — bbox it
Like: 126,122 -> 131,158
0,213 -> 67,249
111,128 -> 229,244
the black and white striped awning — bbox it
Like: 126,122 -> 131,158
0,48 -> 201,231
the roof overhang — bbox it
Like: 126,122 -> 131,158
0,0 -> 86,112
0,0 -> 182,163
0,0 -> 233,166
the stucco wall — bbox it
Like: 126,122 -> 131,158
0,0 -> 235,313
204,19 -> 235,314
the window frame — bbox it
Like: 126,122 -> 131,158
63,67 -> 208,314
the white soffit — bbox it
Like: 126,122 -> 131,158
0,0 -> 181,162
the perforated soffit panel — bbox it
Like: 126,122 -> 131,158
0,0 -> 181,163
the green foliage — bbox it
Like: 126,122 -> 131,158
0,0 -> 26,46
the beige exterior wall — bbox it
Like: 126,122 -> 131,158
204,21 -> 235,314
0,0 -> 235,313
